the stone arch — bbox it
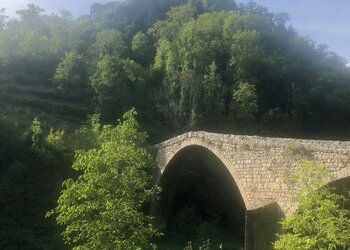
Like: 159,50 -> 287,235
155,138 -> 250,210
154,131 -> 350,249
154,143 -> 248,248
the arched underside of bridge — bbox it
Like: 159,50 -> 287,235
328,176 -> 350,196
155,142 -> 287,250
155,145 -> 246,248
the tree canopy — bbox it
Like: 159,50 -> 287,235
1,1 -> 350,137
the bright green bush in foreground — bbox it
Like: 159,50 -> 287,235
274,161 -> 350,250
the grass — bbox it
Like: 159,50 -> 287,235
0,75 -> 92,130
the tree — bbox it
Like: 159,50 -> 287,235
201,62 -> 224,122
91,55 -> 148,122
16,4 -> 43,25
91,29 -> 126,58
274,160 -> 350,250
132,32 -> 153,66
190,0 -> 237,13
47,109 -> 159,249
153,10 -> 231,128
233,82 -> 258,122
53,50 -> 86,95
30,117 -> 43,149
0,8 -> 8,31
149,3 -> 196,41
90,55 -> 128,121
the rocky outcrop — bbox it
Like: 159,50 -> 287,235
90,2 -> 119,19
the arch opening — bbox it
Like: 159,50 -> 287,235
156,145 -> 246,249
328,176 -> 350,191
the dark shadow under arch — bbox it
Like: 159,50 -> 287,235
155,145 -> 246,249
328,176 -> 350,202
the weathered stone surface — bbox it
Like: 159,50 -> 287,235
155,131 -> 350,215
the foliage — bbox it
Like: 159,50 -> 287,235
47,109 -> 159,249
90,55 -> 148,121
0,117 -> 71,249
91,29 -> 126,58
184,239 -> 212,250
1,1 -> 350,248
46,128 -> 65,149
30,116 -> 43,149
72,113 -> 102,150
53,50 -> 87,96
132,32 -> 153,66
274,161 -> 350,250
0,1 -> 350,135
90,55 -> 128,120
233,82 -> 258,122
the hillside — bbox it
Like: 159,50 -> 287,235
0,1 -> 350,140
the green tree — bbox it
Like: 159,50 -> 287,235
47,109 -> 159,249
16,4 -> 44,28
190,0 -> 236,13
0,117 -> 71,250
53,50 -> 86,95
72,113 -> 102,150
274,160 -> 350,250
132,32 -> 153,66
46,128 -> 65,150
153,11 -> 230,128
91,29 -> 126,58
91,55 -> 148,122
30,117 -> 43,149
90,55 -> 128,120
232,82 -> 258,122
149,3 -> 197,41
201,62 -> 224,121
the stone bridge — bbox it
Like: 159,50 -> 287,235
154,131 -> 350,250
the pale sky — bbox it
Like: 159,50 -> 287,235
239,0 -> 350,66
1,0 -> 350,64
0,0 -> 111,17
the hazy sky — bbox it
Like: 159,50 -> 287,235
239,0 -> 350,65
1,0 -> 350,64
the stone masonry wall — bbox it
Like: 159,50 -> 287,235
156,131 -> 350,215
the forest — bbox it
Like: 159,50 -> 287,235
1,0 -> 350,249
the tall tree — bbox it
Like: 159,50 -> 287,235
47,109 -> 159,250
132,32 -> 153,66
90,29 -> 126,58
233,82 -> 258,123
53,50 -> 87,95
